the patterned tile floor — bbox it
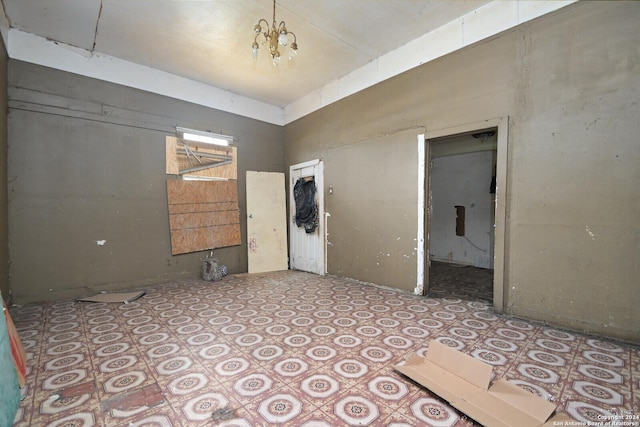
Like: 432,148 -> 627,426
10,267 -> 639,426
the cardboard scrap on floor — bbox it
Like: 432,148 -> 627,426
78,291 -> 145,304
394,340 -> 574,427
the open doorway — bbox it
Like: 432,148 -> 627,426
427,131 -> 497,302
417,117 -> 508,312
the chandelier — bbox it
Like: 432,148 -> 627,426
252,0 -> 298,64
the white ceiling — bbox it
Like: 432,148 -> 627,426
0,0 -> 576,125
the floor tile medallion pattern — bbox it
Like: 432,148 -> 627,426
10,268 -> 640,426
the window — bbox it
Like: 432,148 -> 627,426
166,129 -> 236,180
165,129 -> 240,255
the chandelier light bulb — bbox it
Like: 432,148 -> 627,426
278,29 -> 288,46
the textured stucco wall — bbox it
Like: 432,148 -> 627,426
284,2 -> 640,342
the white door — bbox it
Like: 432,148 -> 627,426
246,171 -> 288,273
289,159 -> 324,275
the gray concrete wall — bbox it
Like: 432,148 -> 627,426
8,62 -> 284,304
284,2 -> 640,342
0,38 -> 8,303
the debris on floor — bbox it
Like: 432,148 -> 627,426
211,406 -> 236,421
395,339 -> 573,427
77,290 -> 145,303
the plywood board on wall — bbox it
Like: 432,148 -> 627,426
166,180 -> 241,255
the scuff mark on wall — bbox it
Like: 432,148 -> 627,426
585,226 -> 596,240
248,235 -> 258,253
585,117 -> 600,130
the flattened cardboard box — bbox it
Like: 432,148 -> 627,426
395,340 -> 572,427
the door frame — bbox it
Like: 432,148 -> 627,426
417,116 -> 508,313
289,159 -> 325,275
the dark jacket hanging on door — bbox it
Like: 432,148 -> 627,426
293,177 -> 318,233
